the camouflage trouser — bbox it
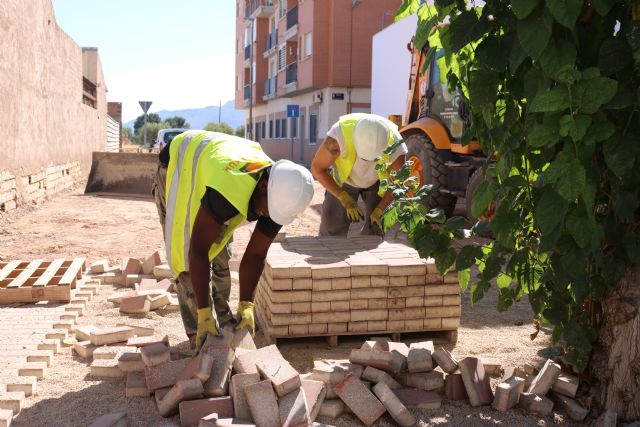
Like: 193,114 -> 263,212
152,164 -> 234,338
318,182 -> 383,237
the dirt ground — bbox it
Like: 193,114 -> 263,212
0,183 -> 584,426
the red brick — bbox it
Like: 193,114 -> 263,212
179,396 -> 233,427
142,251 -> 162,275
361,366 -> 402,389
120,257 -> 142,286
552,373 -> 579,398
492,376 -> 525,411
230,373 -> 261,420
118,351 -> 144,372
88,412 -> 127,427
202,348 -> 234,397
444,373 -> 468,401
318,399 -> 344,418
0,391 -> 25,413
372,382 -> 417,427
550,391 -> 588,421
349,349 -> 404,374
198,413 -> 218,427
407,341 -> 434,373
245,380 -> 281,427
90,326 -> 135,346
233,345 -> 282,374
140,343 -> 170,367
392,388 -> 442,409
255,357 -> 301,398
311,360 -> 363,384
125,371 -> 149,397
158,379 -> 204,417
459,357 -> 494,406
145,358 -> 191,391
301,379 -> 326,422
431,347 -> 459,374
334,373 -> 385,426
119,295 -> 151,314
127,335 -> 169,348
73,340 -> 97,359
279,387 -> 309,427
519,393 -> 554,416
396,371 -> 444,391
528,359 -> 561,396
177,352 -> 215,383
231,328 -> 256,351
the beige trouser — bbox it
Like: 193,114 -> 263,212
152,164 -> 234,337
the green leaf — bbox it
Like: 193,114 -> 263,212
458,269 -> 471,292
497,273 -> 512,289
509,37 -> 528,73
539,38 -> 577,80
436,248 -> 457,274
456,245 -> 484,270
512,0 -> 540,19
584,115 -> 616,145
546,0 -> 583,28
444,216 -> 467,232
414,14 -> 438,52
517,6 -> 553,60
470,279 -> 490,304
471,180 -> 498,218
449,10 -> 486,52
591,0 -> 615,16
469,69 -> 499,110
603,134 -> 636,178
575,76 -> 618,114
544,151 -> 586,202
529,120 -> 560,147
598,37 -> 633,76
475,36 -> 510,72
535,188 -> 569,234
529,87 -> 570,113
395,0 -> 421,21
565,209 -> 593,248
559,114 -> 592,142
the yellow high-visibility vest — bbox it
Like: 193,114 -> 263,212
334,113 -> 398,188
165,131 -> 273,276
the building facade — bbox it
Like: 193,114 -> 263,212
234,0 -> 401,164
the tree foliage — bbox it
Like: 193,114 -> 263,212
204,122 -> 234,135
133,113 -> 161,135
163,116 -> 190,129
135,122 -> 169,146
235,125 -> 246,138
388,0 -> 640,370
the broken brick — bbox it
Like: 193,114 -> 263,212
140,343 -> 170,367
145,358 -> 191,391
255,356 -> 300,398
177,352 -> 215,383
519,393 -> 554,416
301,379 -> 326,423
278,387 -> 309,427
431,347 -> 458,374
202,348 -> 235,397
158,379 -> 204,417
407,341 -> 434,373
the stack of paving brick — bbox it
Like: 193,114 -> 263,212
254,236 -> 460,342
0,278 -> 97,426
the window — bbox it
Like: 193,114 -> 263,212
278,45 -> 286,70
261,122 -> 266,140
279,1 -> 287,19
309,114 -> 318,144
303,32 -> 312,58
281,118 -> 287,138
244,28 -> 251,47
252,19 -> 257,42
252,61 -> 256,84
291,117 -> 297,138
276,119 -> 281,138
269,120 -> 274,138
255,122 -> 261,142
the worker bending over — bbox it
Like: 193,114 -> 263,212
160,130 -> 314,348
310,113 -> 407,236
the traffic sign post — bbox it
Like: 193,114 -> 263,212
139,101 -> 153,147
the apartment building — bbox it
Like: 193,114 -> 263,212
234,0 -> 402,164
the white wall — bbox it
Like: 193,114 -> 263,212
371,14 -> 418,121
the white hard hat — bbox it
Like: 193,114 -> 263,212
267,160 -> 314,226
353,116 -> 390,161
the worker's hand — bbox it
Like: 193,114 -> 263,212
236,301 -> 255,337
195,307 -> 220,350
337,191 -> 364,222
370,207 -> 384,229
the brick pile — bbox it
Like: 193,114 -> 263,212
0,276 -> 97,426
254,237 -> 460,342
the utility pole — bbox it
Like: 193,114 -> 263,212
138,101 -> 152,146
248,19 -> 254,140
218,99 -> 222,123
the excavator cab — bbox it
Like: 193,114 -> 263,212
399,42 -> 486,218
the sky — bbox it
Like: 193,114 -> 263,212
51,0 -> 237,122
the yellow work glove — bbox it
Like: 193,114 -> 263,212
195,307 -> 220,350
337,191 -> 364,222
236,301 -> 255,337
370,207 -> 384,229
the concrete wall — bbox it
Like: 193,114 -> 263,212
371,14 -> 417,121
0,0 -> 108,209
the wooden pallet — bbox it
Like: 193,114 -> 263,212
0,258 -> 86,303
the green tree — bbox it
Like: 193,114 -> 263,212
163,116 -> 190,129
122,127 -> 134,142
204,122 -> 234,135
389,0 -> 639,417
133,113 -> 161,135
235,125 -> 246,138
135,122 -> 169,146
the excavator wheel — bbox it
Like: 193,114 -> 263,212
404,133 -> 457,217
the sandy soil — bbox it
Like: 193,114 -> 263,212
0,183 -> 583,426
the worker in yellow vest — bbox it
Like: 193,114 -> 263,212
310,113 -> 407,236
164,130 -> 314,348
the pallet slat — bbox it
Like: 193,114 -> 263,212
33,259 -> 65,287
0,260 -> 22,281
7,260 -> 44,288
58,257 -> 86,287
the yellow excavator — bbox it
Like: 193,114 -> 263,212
393,42 -> 487,219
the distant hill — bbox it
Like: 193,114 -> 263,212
124,100 -> 245,130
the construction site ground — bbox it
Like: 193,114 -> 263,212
0,183 -> 579,426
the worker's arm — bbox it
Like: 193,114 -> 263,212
238,226 -> 274,301
310,137 -> 342,198
189,206 -> 223,309
377,153 -> 407,211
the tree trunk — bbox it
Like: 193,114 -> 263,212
591,264 -> 640,420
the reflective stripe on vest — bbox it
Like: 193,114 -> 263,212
164,131 -> 273,276
334,113 -> 398,186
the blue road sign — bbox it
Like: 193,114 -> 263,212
287,104 -> 300,118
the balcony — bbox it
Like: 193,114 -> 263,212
247,0 -> 276,20
243,84 -> 251,102
263,77 -> 277,99
285,62 -> 297,93
244,45 -> 251,61
285,5 -> 298,40
263,30 -> 277,58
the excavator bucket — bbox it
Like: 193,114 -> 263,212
84,152 -> 158,195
